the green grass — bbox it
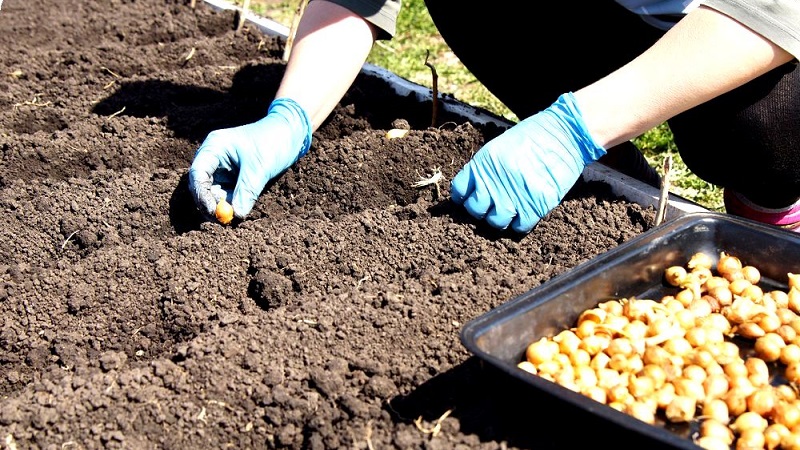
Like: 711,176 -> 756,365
241,0 -> 724,212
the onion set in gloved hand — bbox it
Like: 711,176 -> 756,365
188,97 -> 312,224
215,200 -> 234,225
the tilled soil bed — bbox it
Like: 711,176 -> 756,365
0,1 -> 660,449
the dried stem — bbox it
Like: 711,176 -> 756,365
424,50 -> 439,128
654,154 -> 672,227
236,0 -> 251,32
365,420 -> 375,450
61,230 -> 80,250
414,409 -> 453,438
183,47 -> 196,64
283,0 -> 309,61
108,106 -> 126,119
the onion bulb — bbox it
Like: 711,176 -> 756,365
215,199 -> 234,225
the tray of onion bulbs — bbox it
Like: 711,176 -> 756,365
462,212 -> 800,449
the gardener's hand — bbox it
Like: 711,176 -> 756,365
188,98 -> 312,222
450,92 -> 607,233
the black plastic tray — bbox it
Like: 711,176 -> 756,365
461,212 -> 800,449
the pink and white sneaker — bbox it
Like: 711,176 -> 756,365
724,189 -> 800,231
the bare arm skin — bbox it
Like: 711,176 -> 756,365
274,1 -> 377,131
274,3 -> 794,151
576,5 -> 794,149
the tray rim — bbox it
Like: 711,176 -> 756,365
460,211 -> 800,449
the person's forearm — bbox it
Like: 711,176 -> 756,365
575,5 -> 794,149
275,0 -> 377,131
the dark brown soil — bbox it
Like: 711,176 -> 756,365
0,1 -> 660,449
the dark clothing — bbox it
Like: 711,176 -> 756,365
424,1 -> 800,206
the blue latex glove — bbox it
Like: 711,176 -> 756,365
450,92 -> 607,233
188,97 -> 312,221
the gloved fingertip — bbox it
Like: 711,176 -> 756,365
485,211 -> 513,231
231,194 -> 255,220
449,171 -> 473,204
484,197 -> 517,230
511,213 -> 540,234
449,187 -> 464,205
464,191 -> 494,220
449,186 -> 464,204
199,194 -> 218,219
187,178 -> 218,218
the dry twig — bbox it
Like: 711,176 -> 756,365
414,409 -> 453,438
283,0 -> 309,61
61,230 -> 80,250
356,274 -> 371,289
184,47 -> 196,62
108,106 -> 126,119
13,95 -> 51,110
365,420 -> 375,450
654,154 -> 672,227
196,406 -> 207,423
424,50 -> 439,128
102,67 -> 122,79
236,0 -> 251,32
